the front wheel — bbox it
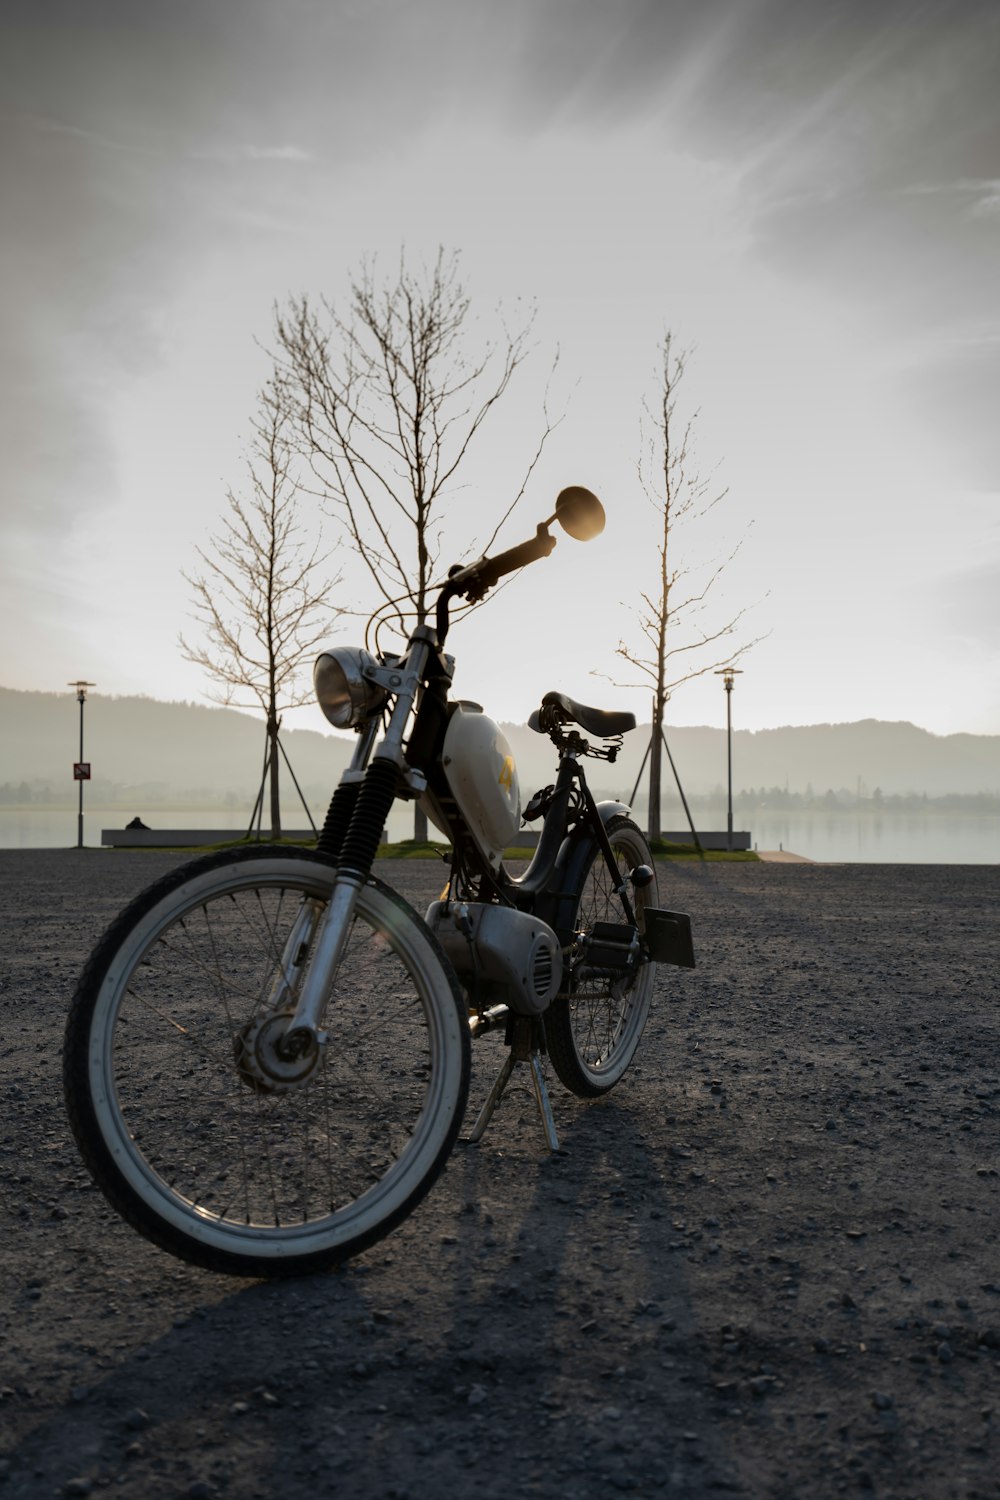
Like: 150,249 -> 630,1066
545,817 -> 658,1097
63,847 -> 470,1277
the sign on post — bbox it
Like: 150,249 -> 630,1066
73,763 -> 91,780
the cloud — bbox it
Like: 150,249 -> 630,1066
899,339 -> 1000,489
972,188 -> 1000,218
243,144 -> 313,162
26,112 -> 160,156
4,2 -> 1000,546
940,556 -> 1000,650
188,143 -> 315,164
900,177 -> 1000,218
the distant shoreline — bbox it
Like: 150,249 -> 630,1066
2,805 -> 998,863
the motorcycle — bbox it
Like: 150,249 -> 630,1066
63,486 -> 695,1277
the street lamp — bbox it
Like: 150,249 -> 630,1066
714,667 -> 742,851
68,681 -> 96,849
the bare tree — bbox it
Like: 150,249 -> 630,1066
181,385 -> 340,837
272,247 -> 557,838
615,334 -> 760,842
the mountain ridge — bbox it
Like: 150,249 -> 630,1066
2,687 -> 997,809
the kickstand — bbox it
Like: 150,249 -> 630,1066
464,1016 -> 560,1152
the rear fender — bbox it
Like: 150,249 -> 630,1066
540,801 -> 634,939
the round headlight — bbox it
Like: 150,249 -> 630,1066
313,647 -> 385,729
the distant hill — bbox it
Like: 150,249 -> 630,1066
498,716 -> 1000,802
1,687 -> 998,811
0,687 -> 352,809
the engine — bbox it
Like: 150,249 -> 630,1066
425,900 -> 562,1016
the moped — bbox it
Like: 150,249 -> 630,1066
63,487 -> 694,1276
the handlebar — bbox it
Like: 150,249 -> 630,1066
435,523 -> 557,644
448,523 -> 557,596
431,486 -> 603,645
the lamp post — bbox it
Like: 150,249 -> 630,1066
714,667 -> 742,851
68,681 -> 96,849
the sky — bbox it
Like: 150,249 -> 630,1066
2,0 -> 999,739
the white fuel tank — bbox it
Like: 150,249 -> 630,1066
431,702 -> 520,865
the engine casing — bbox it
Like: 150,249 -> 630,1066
425,901 -> 562,1016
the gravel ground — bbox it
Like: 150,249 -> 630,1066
1,849 -> 998,1500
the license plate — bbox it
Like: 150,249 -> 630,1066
643,908 -> 696,968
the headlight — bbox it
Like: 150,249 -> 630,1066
313,647 -> 386,729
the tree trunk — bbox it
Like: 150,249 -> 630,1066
648,695 -> 663,843
412,804 -> 428,843
268,718 -> 281,838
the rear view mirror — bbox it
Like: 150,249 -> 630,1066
554,486 -> 605,541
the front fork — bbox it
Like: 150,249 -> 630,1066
276,638 -> 433,1060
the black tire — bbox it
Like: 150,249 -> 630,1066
545,817 -> 658,1097
64,847 -> 470,1277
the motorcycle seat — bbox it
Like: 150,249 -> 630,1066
529,691 -> 636,739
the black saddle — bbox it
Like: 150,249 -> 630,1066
528,691 -> 636,739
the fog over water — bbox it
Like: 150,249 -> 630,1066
3,687 -> 998,861
3,806 -> 997,864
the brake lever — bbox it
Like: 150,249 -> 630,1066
450,524 -> 557,597
446,558 -> 490,602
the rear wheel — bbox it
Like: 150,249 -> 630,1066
545,817 -> 658,1097
64,847 -> 470,1276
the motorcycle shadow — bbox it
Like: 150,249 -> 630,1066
5,1090 -> 744,1500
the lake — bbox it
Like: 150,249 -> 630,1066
2,805 -> 998,863
744,809 -> 999,864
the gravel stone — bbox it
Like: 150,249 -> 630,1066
2,851 -> 998,1500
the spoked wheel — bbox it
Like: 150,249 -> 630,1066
63,847 -> 470,1277
545,817 -> 658,1097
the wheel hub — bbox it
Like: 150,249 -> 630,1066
234,1011 -> 325,1095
